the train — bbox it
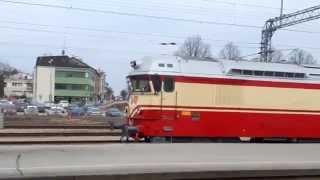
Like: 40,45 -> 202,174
125,56 -> 320,142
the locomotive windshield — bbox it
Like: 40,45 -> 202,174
129,76 -> 151,92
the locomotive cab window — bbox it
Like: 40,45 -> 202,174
151,75 -> 162,93
129,76 -> 151,93
164,77 -> 175,92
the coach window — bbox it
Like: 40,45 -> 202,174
286,72 -> 294,78
254,71 -> 263,76
295,73 -> 305,78
164,77 -> 175,92
264,71 -> 274,77
275,72 -> 285,77
231,69 -> 241,75
243,70 -> 253,76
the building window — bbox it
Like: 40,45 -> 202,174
12,82 -> 22,87
164,77 -> 175,92
55,84 -> 90,91
55,84 -> 67,90
56,71 -> 86,78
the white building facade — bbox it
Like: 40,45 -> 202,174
34,55 -> 99,104
4,73 -> 33,99
33,66 -> 55,103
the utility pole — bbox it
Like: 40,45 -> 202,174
280,0 -> 284,26
260,4 -> 320,62
280,0 -> 284,17
48,59 -> 54,103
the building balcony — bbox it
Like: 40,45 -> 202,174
55,77 -> 94,85
55,90 -> 92,97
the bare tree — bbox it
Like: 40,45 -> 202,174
270,48 -> 284,63
288,49 -> 316,65
105,85 -> 114,101
219,42 -> 241,60
120,89 -> 128,100
0,62 -> 18,97
175,35 -> 211,59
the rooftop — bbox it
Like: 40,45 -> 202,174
36,56 -> 91,69
129,56 -> 320,81
6,72 -> 32,80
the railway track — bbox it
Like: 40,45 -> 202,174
0,128 -> 123,144
5,125 -> 110,129
4,116 -> 119,129
0,136 -> 122,144
0,128 -> 121,136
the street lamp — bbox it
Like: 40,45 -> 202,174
160,42 -> 176,46
48,59 -> 54,103
160,42 -> 177,56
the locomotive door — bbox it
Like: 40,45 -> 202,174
160,76 -> 177,135
151,75 -> 176,118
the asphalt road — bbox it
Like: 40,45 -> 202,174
1,143 -> 320,179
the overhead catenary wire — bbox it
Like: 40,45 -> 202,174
0,0 -> 318,35
0,0 -> 263,29
0,40 -> 260,51
202,0 -> 298,11
1,19 -> 320,51
0,19 -> 261,45
1,24 -> 320,54
64,0 -> 280,19
1,0 -> 320,58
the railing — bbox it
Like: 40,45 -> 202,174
55,77 -> 94,85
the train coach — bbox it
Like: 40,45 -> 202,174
126,56 -> 320,142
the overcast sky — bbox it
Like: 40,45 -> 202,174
0,0 -> 320,93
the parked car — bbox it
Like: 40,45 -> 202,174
37,106 -> 48,113
70,106 -> 86,117
14,102 -> 28,113
105,108 -> 123,117
25,105 -> 38,115
44,101 -> 54,108
106,108 -> 125,129
0,103 -> 17,116
86,107 -> 104,117
0,99 -> 9,105
59,100 -> 69,108
46,106 -> 67,116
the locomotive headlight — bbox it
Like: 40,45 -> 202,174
130,60 -> 142,69
130,61 -> 137,68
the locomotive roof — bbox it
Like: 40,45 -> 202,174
129,56 -> 320,80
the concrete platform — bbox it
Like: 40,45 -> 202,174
1,143 -> 320,179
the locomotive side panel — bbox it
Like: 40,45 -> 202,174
136,78 -> 320,138
175,77 -> 320,111
127,57 -> 320,139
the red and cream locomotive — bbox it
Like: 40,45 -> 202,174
126,56 -> 320,142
